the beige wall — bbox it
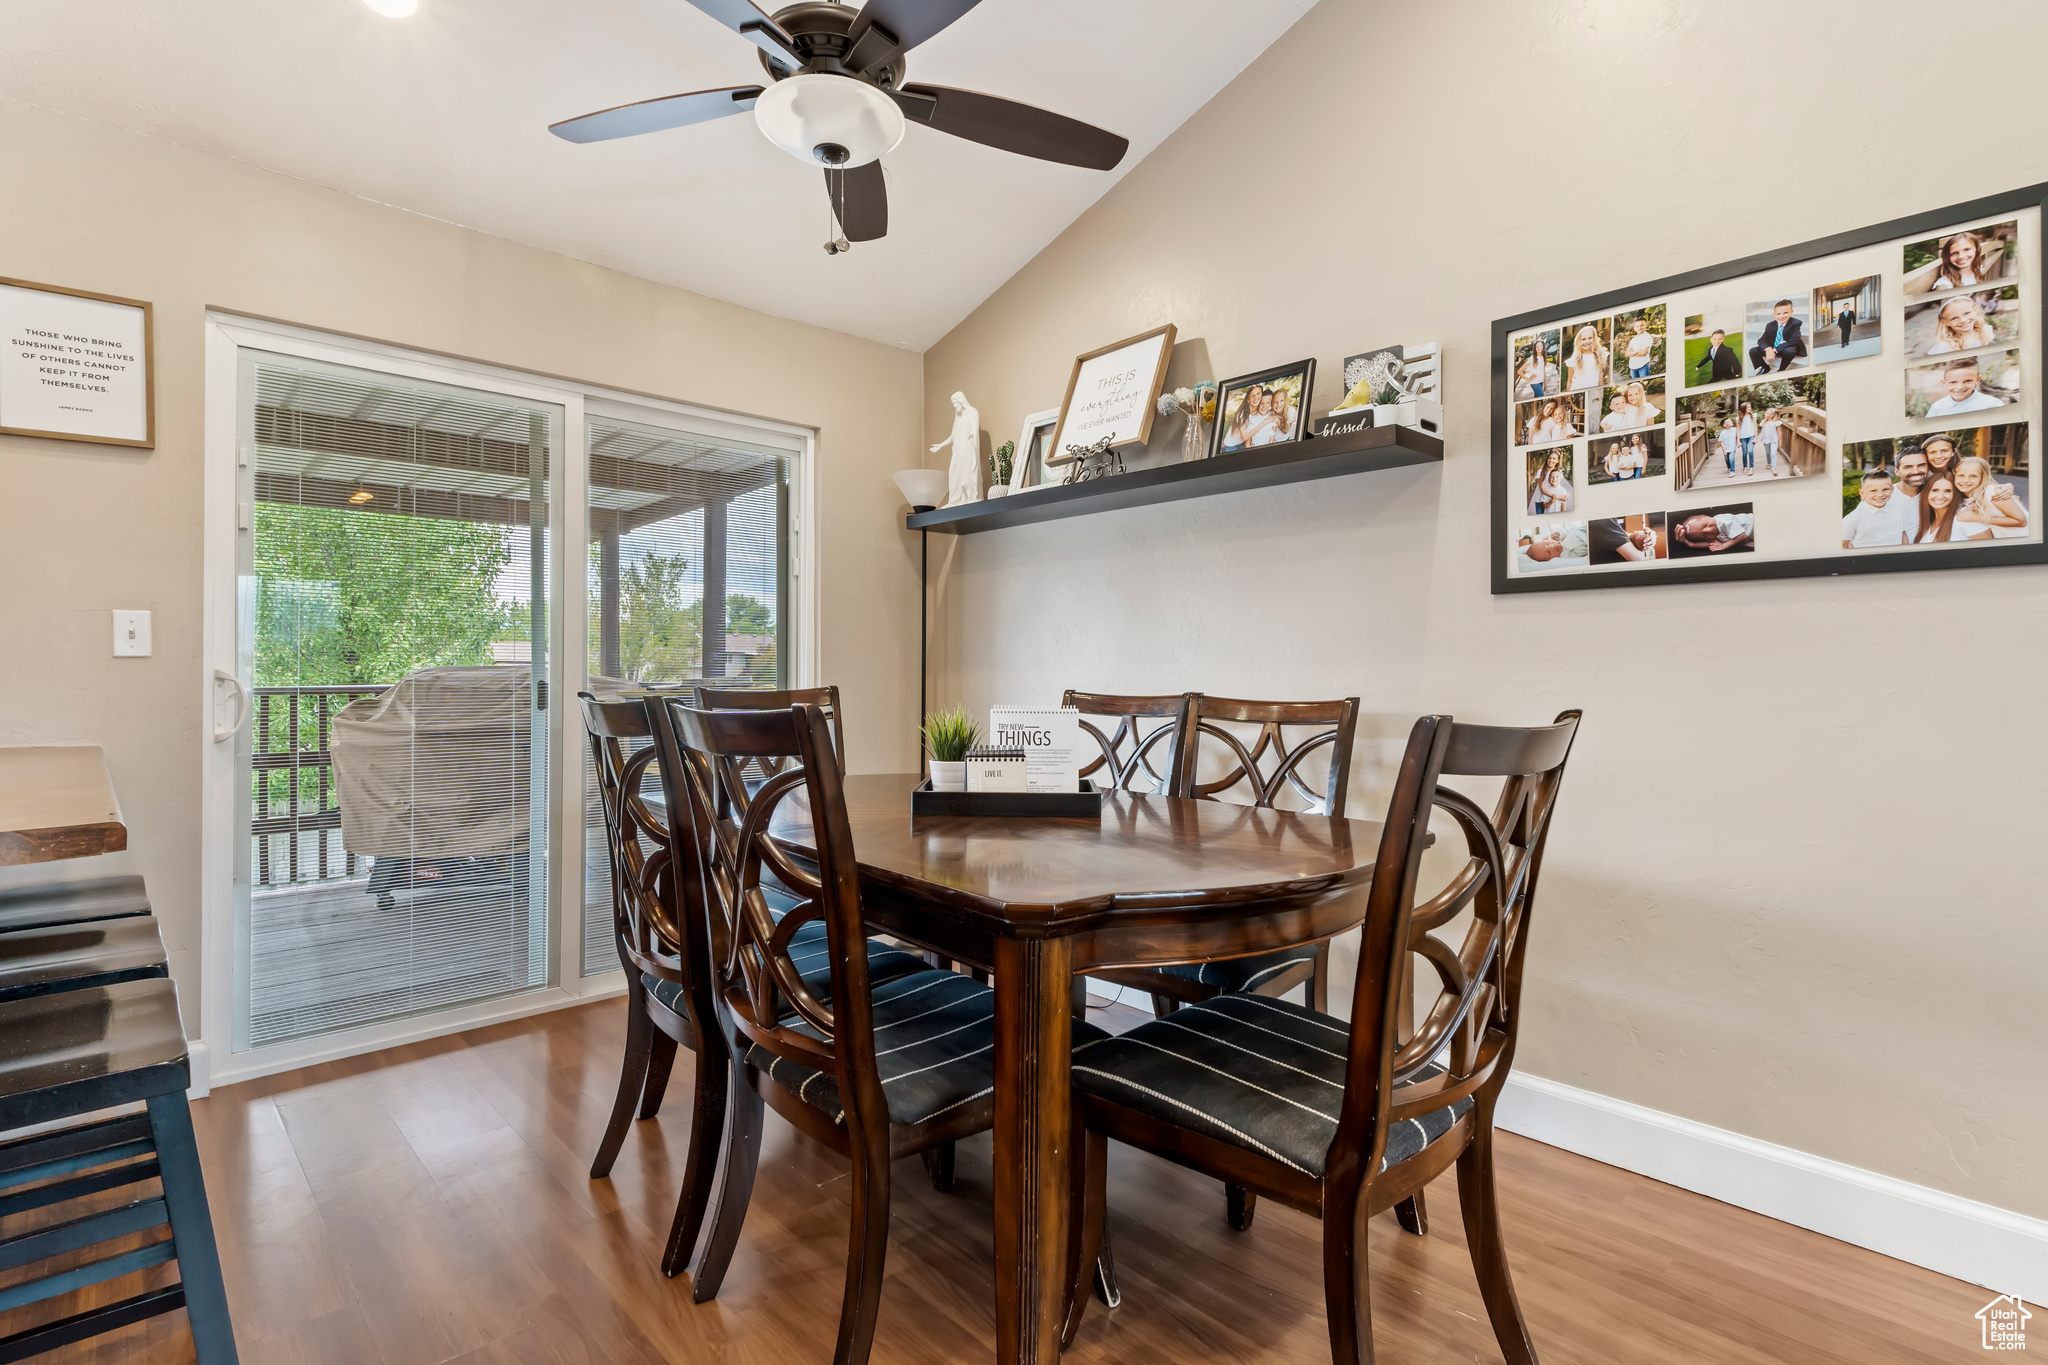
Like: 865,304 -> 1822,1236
0,99 -> 924,1026
922,0 -> 2048,1218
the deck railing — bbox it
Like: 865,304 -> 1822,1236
252,685 -> 385,887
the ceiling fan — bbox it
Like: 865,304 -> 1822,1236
549,0 -> 1129,252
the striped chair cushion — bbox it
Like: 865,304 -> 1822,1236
642,918 -> 924,1017
749,969 -> 1110,1127
1071,993 -> 1471,1177
1156,942 -> 1320,994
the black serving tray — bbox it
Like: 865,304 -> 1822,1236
911,779 -> 1104,819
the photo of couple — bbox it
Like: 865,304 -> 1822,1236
1515,392 -> 1584,446
1841,424 -> 2032,548
1903,350 -> 2019,419
1666,503 -> 1755,557
1810,275 -> 1882,363
1611,305 -> 1666,382
1674,373 -> 1826,491
1903,221 -> 2018,297
1683,308 -> 1745,388
1514,521 -> 1588,573
1744,297 -> 1811,375
1525,446 -> 1574,513
1215,367 -> 1308,453
1590,512 -> 1667,565
1903,287 -> 2021,361
1596,377 -> 1664,433
1589,430 -> 1665,484
1511,328 -> 1561,401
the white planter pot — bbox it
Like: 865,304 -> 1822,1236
1371,404 -> 1401,429
930,760 -> 967,791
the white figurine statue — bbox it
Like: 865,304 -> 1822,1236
930,391 -> 983,506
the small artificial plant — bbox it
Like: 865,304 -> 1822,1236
992,440 -> 1015,485
1374,383 -> 1402,406
920,706 -> 982,763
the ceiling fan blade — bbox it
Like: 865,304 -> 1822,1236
680,0 -> 801,62
549,85 -> 764,144
824,162 -> 888,243
895,84 -> 1127,171
844,0 -> 981,70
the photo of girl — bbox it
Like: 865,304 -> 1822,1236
1215,367 -> 1310,453
1905,349 -> 2020,419
1953,454 -> 2030,539
1596,377 -> 1665,432
1562,321 -> 1611,391
1589,430 -> 1666,483
1903,220 -> 2019,297
1610,305 -> 1667,382
1903,286 -> 2021,360
1511,328 -> 1562,401
1525,446 -> 1574,514
1514,393 -> 1584,446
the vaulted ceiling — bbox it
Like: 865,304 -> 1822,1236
0,0 -> 1315,347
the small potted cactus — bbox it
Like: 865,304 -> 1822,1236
988,440 -> 1015,497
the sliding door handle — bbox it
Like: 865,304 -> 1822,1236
213,669 -> 248,743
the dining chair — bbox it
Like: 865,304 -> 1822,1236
578,693 -> 924,1270
648,698 -> 1112,1364
1062,710 -> 1582,1365
1060,690 -> 1196,1016
698,684 -> 847,774
1128,695 -> 1361,1021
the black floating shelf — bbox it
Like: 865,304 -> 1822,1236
904,422 -> 1443,534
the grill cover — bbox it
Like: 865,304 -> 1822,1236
331,666 -> 537,860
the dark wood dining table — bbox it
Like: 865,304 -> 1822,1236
768,772 -> 1390,1365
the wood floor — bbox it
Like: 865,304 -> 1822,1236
1,995 -> 1991,1363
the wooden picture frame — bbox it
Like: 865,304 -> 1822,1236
0,276 -> 155,448
1013,406 -> 1061,490
1210,359 -> 1316,458
1049,324 -> 1176,459
1492,183 -> 2047,594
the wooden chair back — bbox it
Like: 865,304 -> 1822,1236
1334,710 -> 1581,1183
651,698 -> 891,1137
697,685 -> 847,771
1177,695 -> 1360,816
579,692 -> 688,988
1061,690 -> 1192,793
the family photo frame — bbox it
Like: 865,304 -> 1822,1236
1211,358 -> 1315,457
1493,183 -> 2047,594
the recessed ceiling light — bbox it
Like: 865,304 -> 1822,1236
362,0 -> 418,16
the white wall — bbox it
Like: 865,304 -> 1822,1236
922,0 -> 2048,1221
0,99 -> 926,1029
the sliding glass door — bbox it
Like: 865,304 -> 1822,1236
232,352 -> 557,1050
578,407 -> 795,974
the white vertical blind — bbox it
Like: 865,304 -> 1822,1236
580,411 -> 793,975
242,357 -> 554,1047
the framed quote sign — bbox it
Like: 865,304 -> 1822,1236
0,276 -> 155,448
1049,323 -> 1176,459
1492,184 -> 2044,592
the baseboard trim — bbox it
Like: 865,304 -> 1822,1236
1497,1072 -> 2048,1303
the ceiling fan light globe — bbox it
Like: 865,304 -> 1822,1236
754,74 -> 904,168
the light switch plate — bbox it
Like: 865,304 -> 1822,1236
113,609 -> 151,657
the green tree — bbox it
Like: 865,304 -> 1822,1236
254,504 -> 517,688
615,551 -> 698,682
